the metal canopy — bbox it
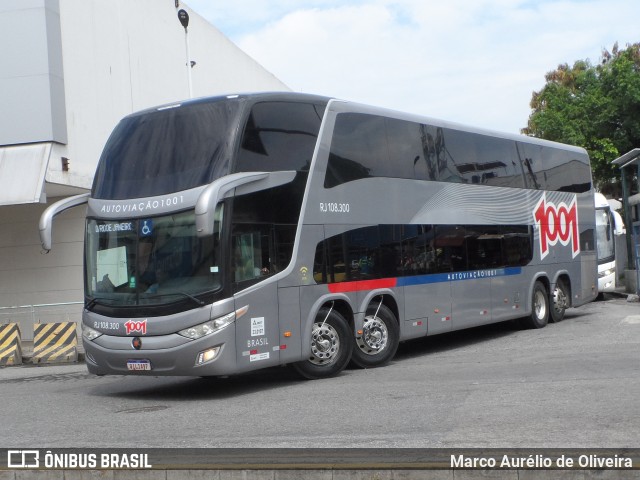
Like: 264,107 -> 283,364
612,148 -> 640,169
612,148 -> 640,291
0,143 -> 51,206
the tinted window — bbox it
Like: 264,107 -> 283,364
501,225 -> 533,266
517,142 -> 591,193
93,100 -> 240,200
230,222 -> 298,291
344,226 -> 381,280
236,101 -> 325,173
465,225 -> 503,269
443,130 -> 524,188
325,114 -> 387,188
231,172 -> 307,225
325,114 -> 527,188
325,232 -> 349,283
326,114 -> 441,187
379,225 -> 404,277
313,223 -> 533,284
324,113 -> 590,193
544,149 -> 591,193
386,119 -> 438,181
401,224 -> 436,275
518,142 -> 543,189
231,171 -> 308,292
314,225 -> 533,283
434,225 -> 467,272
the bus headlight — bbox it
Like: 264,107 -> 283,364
82,324 -> 103,341
598,269 -> 614,278
178,305 -> 248,340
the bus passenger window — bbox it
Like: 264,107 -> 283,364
401,225 -> 436,275
434,226 -> 466,272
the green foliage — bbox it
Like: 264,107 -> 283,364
523,43 -> 640,195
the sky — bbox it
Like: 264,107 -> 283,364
184,0 -> 639,134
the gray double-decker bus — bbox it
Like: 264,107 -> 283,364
40,92 -> 597,379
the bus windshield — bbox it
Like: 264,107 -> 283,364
92,99 -> 241,200
595,207 -> 614,263
85,209 -> 223,309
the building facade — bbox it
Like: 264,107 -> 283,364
0,0 -> 289,338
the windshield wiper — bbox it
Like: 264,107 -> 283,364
148,292 -> 206,307
85,297 -> 116,311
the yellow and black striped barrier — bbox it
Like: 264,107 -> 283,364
0,323 -> 23,366
32,322 -> 78,364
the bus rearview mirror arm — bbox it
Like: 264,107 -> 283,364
195,171 -> 297,237
39,193 -> 90,252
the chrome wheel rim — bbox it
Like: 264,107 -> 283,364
534,289 -> 547,320
356,315 -> 389,356
309,322 -> 340,365
552,286 -> 567,314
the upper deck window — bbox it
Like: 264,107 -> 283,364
93,100 -> 241,200
236,101 -> 325,173
325,112 -> 591,193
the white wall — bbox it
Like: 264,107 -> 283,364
0,0 -> 67,145
46,0 -> 289,191
0,201 -> 85,338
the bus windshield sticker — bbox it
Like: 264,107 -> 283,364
250,352 -> 270,362
251,317 -> 265,337
140,220 -> 153,237
94,222 -> 133,233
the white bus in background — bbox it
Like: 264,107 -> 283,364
595,192 -> 625,293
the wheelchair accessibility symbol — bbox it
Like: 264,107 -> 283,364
140,220 -> 153,237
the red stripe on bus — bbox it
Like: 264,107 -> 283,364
327,278 -> 397,293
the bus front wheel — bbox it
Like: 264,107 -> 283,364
522,281 -> 549,329
293,307 -> 353,380
550,280 -> 569,323
351,303 -> 399,368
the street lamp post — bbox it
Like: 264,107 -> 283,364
178,9 -> 193,98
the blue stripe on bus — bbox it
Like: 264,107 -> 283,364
327,267 -> 522,293
397,267 -> 522,287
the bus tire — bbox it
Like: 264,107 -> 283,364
292,307 -> 353,380
550,279 -> 569,323
522,281 -> 549,329
351,303 -> 399,369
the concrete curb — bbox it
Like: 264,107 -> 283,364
16,340 -> 85,366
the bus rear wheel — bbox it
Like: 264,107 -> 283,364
292,307 -> 353,380
550,280 -> 569,323
521,281 -> 549,329
351,303 -> 399,368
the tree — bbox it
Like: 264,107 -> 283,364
522,42 -> 640,196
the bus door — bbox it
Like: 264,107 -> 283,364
231,230 -> 281,370
491,276 -> 523,321
401,225 -> 451,336
492,226 -> 532,319
444,226 -> 494,330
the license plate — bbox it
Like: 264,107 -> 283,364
127,359 -> 151,371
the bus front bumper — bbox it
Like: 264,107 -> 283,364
82,325 -> 238,377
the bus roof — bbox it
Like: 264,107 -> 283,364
130,91 -> 587,156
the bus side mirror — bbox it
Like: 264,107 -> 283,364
39,193 -> 90,252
